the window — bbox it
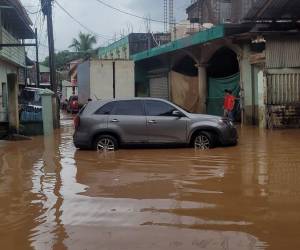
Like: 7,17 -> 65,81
145,100 -> 176,116
95,102 -> 116,115
112,100 -> 144,116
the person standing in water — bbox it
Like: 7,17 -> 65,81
223,89 -> 235,121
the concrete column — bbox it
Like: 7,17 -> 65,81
198,66 -> 207,114
7,73 -> 19,133
39,89 -> 54,136
239,44 -> 252,125
258,70 -> 267,129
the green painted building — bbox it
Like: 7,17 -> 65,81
99,33 -> 171,60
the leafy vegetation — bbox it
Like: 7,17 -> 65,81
69,32 -> 97,52
42,32 -> 99,69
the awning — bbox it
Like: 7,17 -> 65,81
1,0 -> 35,39
131,25 -> 225,62
131,24 -> 253,62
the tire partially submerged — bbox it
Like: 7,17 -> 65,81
93,135 -> 118,151
193,131 -> 215,150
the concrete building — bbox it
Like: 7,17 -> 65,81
99,33 -> 171,60
27,63 -> 51,88
186,0 -> 258,25
61,80 -> 77,103
69,59 -> 83,86
0,0 -> 34,134
133,0 -> 300,129
77,59 -> 135,105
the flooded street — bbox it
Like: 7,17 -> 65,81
1,118 -> 300,250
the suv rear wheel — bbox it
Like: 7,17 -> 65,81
193,132 -> 214,150
93,135 -> 118,151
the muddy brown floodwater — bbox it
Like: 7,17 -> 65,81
1,118 -> 300,250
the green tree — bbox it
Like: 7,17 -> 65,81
69,32 -> 97,53
41,32 -> 99,69
42,50 -> 82,69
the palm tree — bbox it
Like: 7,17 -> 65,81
69,32 -> 97,53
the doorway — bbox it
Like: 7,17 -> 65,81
0,82 -> 8,122
207,47 -> 240,120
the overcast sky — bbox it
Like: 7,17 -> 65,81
21,0 -> 191,59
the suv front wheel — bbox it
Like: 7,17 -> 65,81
193,132 -> 214,150
93,135 -> 119,151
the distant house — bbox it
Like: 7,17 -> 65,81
39,64 -> 50,87
69,59 -> 83,86
0,0 -> 35,127
27,63 -> 51,88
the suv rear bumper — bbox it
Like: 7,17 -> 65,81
73,132 -> 92,149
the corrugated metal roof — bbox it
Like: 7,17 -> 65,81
10,0 -> 33,25
244,0 -> 300,21
39,64 -> 50,73
0,0 -> 35,39
266,39 -> 300,69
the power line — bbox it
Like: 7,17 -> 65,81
93,0 -> 180,26
25,0 -> 50,55
54,0 -> 114,41
23,1 -> 44,15
26,9 -> 42,14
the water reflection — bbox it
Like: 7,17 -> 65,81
0,121 -> 300,249
30,132 -> 68,250
0,137 -> 43,249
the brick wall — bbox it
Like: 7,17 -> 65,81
267,104 -> 300,129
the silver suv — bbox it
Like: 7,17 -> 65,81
73,98 -> 238,151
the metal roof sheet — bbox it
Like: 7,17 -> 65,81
1,0 -> 35,39
244,0 -> 300,21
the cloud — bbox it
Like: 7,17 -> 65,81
21,0 -> 190,59
126,0 -> 190,21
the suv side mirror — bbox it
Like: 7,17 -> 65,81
172,110 -> 183,117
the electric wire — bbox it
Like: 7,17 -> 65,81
54,0 -> 114,41
93,0 -> 182,26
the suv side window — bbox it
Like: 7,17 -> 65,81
112,100 -> 145,116
145,100 -> 176,116
95,102 -> 116,115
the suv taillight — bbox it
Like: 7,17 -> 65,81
74,115 -> 80,130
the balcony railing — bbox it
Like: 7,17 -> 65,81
0,27 -> 26,67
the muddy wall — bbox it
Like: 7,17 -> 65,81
0,61 -> 18,122
77,61 -> 91,104
267,104 -> 300,129
169,71 -> 200,113
265,68 -> 300,129
78,60 -> 135,104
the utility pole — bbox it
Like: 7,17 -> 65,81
35,28 -> 40,88
42,0 -> 56,93
42,0 -> 59,127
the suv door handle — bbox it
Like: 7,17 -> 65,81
110,119 -> 119,123
148,120 -> 157,124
